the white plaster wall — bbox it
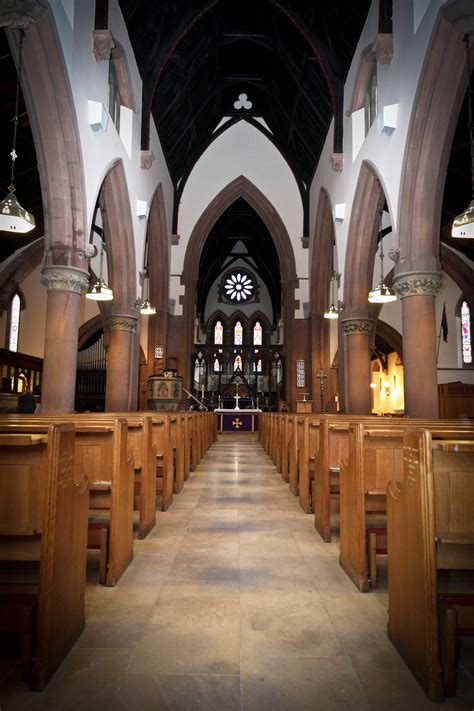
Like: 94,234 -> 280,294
309,0 -> 447,297
175,120 -> 305,315
437,272 -> 474,384
17,265 -> 47,358
49,0 -> 174,295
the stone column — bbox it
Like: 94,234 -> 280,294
104,313 -> 138,411
40,266 -> 89,414
393,271 -> 443,418
340,317 -> 373,414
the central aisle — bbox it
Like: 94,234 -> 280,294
7,434 -> 473,709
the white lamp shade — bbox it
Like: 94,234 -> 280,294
452,200 -> 474,238
0,191 -> 35,233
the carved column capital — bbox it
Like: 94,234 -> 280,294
92,29 -> 115,60
393,271 -> 443,299
41,266 -> 89,294
104,314 -> 138,333
340,317 -> 373,336
0,0 -> 48,28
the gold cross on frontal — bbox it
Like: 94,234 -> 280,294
232,418 -> 243,429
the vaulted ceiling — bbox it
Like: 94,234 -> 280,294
118,0 -> 373,188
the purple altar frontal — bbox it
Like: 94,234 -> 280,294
215,409 -> 260,433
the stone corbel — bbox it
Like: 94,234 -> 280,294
140,150 -> 155,170
372,33 -> 394,65
92,29 -> 115,61
0,0 -> 48,29
330,153 -> 344,172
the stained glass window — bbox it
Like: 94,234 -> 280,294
461,301 -> 472,364
234,321 -> 243,346
213,358 -> 220,372
9,293 -> 20,352
225,272 -> 253,301
214,320 -> 223,345
257,358 -> 262,373
253,321 -> 262,345
234,355 -> 242,371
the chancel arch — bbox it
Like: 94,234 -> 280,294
177,175 -> 299,406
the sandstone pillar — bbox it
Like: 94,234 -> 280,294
40,266 -> 89,414
393,271 -> 443,418
340,317 -> 373,414
104,313 -> 138,411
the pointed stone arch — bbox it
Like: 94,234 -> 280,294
96,161 -> 138,411
342,161 -> 386,413
174,175 -> 300,402
393,1 -> 474,418
310,188 -> 337,410
144,183 -> 170,383
2,8 -> 88,413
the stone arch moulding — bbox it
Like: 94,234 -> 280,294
98,160 -> 137,314
4,9 -> 87,266
0,238 -> 44,312
310,187 -> 337,411
144,183 -> 170,378
341,161 -> 388,414
78,314 -> 104,350
178,175 -> 299,400
440,244 -> 474,312
397,1 -> 474,271
374,319 -> 403,364
343,160 -> 386,319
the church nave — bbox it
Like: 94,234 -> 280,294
2,435 -> 473,710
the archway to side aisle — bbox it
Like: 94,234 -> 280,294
170,176 -> 303,407
394,2 -> 474,417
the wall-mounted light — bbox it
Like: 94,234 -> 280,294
383,380 -> 391,397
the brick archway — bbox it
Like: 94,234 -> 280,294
175,175 -> 300,403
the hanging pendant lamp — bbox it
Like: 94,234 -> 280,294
139,270 -> 156,315
368,226 -> 397,304
324,270 -> 341,319
86,240 -> 113,301
0,30 -> 35,234
452,34 -> 474,238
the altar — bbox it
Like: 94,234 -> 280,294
215,409 -> 261,433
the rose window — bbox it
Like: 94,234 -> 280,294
224,272 -> 253,301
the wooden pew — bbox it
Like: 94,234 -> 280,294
387,431 -> 474,701
314,416 -> 474,543
0,416 -> 134,587
339,422 -> 474,592
0,424 -> 89,689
